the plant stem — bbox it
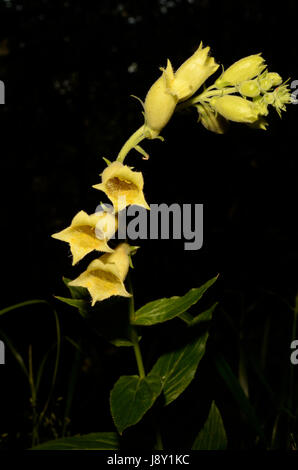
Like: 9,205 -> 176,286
117,125 -> 146,163
128,274 -> 145,378
28,345 -> 39,447
178,86 -> 237,110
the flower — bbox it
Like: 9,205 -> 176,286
173,42 -> 219,101
93,161 -> 150,212
259,72 -> 282,92
239,79 -> 260,98
68,243 -> 131,305
215,54 -> 266,88
52,210 -> 117,265
210,95 -> 260,123
144,59 -> 178,139
143,43 -> 218,137
196,103 -> 228,134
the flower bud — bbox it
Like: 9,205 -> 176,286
215,54 -> 266,87
239,79 -> 260,98
211,95 -> 259,123
173,43 -> 219,101
144,60 -> 178,138
267,72 -> 282,86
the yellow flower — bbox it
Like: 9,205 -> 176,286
210,95 -> 260,123
173,43 -> 219,101
93,161 -> 150,212
69,243 -> 131,305
143,43 -> 218,137
239,79 -> 260,98
215,54 -> 266,87
52,210 -> 117,265
196,104 -> 228,134
144,59 -> 178,139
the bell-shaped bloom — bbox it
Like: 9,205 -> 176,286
52,210 -> 117,265
93,161 -> 150,212
68,243 -> 131,305
143,43 -> 218,137
173,43 -> 219,101
196,104 -> 228,134
211,96 -> 260,123
215,54 -> 266,87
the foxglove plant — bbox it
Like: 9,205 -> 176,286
49,43 -> 291,450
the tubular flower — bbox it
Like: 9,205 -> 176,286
173,43 -> 219,101
93,161 -> 150,212
143,43 -> 218,138
196,104 -> 228,134
215,54 -> 266,88
144,59 -> 178,139
210,96 -> 260,123
68,243 -> 131,305
52,210 -> 117,265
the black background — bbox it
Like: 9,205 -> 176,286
0,0 -> 297,450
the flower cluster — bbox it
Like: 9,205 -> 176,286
52,44 -> 291,305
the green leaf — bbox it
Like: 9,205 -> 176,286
192,401 -> 227,450
179,303 -> 218,326
32,432 -> 119,450
110,375 -> 163,434
109,337 -> 141,347
214,354 -> 264,439
0,299 -> 48,317
149,329 -> 212,406
132,276 -> 218,326
55,296 -> 89,318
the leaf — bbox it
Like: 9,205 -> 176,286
109,337 -> 141,347
149,329 -> 212,406
192,401 -> 227,450
55,296 -> 89,318
132,276 -> 218,326
32,432 -> 119,450
214,354 -> 264,439
110,375 -> 163,434
179,303 -> 218,326
0,299 -> 48,317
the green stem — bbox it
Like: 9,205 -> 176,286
178,86 -> 237,110
117,125 -> 146,163
28,345 -> 39,447
128,275 -> 145,378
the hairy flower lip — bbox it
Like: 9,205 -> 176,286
93,161 -> 150,212
51,210 -> 117,265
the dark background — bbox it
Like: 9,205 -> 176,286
0,0 -> 297,450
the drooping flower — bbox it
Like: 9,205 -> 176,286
52,210 -> 117,265
68,243 -> 131,305
143,43 -> 219,138
215,54 -> 266,88
93,161 -> 150,212
210,95 -> 260,123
